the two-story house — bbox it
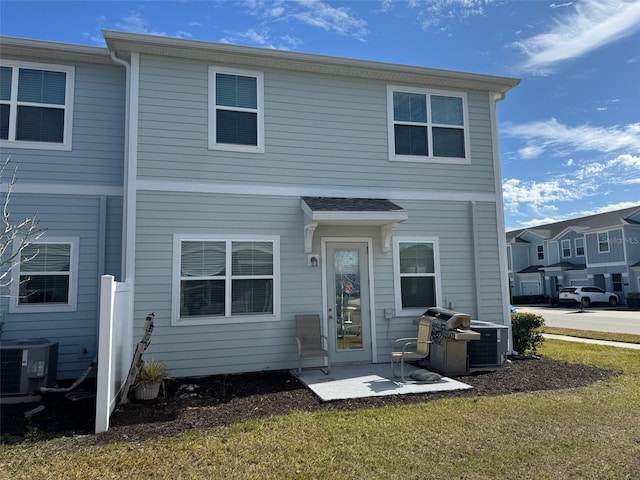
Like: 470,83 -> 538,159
1,31 -> 519,381
506,206 -> 640,304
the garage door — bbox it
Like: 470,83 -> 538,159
520,281 -> 541,296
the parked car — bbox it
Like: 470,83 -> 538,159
559,287 -> 618,307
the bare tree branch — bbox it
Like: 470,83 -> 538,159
0,156 -> 46,294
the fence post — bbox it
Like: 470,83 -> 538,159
95,275 -> 115,434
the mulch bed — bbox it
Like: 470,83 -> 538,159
1,356 -> 615,446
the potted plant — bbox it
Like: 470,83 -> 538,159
134,359 -> 171,400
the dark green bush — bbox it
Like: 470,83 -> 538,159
511,312 -> 545,354
627,292 -> 640,310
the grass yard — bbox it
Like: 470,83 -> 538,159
1,340 -> 639,479
543,326 -> 640,344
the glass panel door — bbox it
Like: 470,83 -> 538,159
326,242 -> 371,364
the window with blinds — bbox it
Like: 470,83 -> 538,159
393,237 -> 441,315
0,61 -> 74,149
175,235 -> 279,324
388,86 -> 468,163
10,238 -> 79,313
209,68 -> 264,153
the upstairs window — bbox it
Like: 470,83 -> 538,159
575,237 -> 585,256
537,244 -> 544,261
598,232 -> 609,253
10,238 -> 79,313
561,239 -> 571,258
0,61 -> 74,150
388,86 -> 469,164
209,68 -> 264,153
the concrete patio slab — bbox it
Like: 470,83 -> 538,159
294,363 -> 472,402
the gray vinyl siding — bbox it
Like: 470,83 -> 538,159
625,227 -> 640,265
557,231 -> 586,264
0,56 -> 125,186
586,229 -> 625,264
136,55 -> 497,194
133,190 -> 505,375
0,193 -> 122,379
104,196 -> 123,281
133,191 -> 310,377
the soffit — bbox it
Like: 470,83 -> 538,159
0,36 -> 115,65
103,30 -> 520,94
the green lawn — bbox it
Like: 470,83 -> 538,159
543,326 -> 640,344
1,340 -> 639,479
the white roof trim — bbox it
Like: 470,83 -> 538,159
0,36 -> 115,65
103,30 -> 520,94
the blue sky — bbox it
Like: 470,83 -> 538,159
1,0 -> 639,230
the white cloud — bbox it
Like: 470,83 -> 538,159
408,0 -> 494,29
292,0 -> 369,40
502,177 -> 592,214
512,0 -> 640,74
241,0 -> 369,40
609,153 -> 640,169
502,118 -> 640,159
503,152 -> 640,225
220,28 -> 302,50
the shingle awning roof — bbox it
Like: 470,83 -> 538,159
543,262 -> 587,271
301,197 -> 408,253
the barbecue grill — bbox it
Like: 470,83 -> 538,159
420,307 -> 480,376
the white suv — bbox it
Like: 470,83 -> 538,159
559,286 -> 618,307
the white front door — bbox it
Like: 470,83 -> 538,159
325,242 -> 372,364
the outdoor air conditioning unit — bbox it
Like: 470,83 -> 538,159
0,338 -> 59,396
467,321 -> 509,368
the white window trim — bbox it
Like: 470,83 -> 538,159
561,239 -> 571,258
0,60 -> 74,151
575,237 -> 585,257
536,244 -> 544,261
392,236 -> 442,316
208,67 -> 264,153
172,234 -> 280,326
9,237 -> 79,313
386,85 -> 470,165
598,232 -> 610,253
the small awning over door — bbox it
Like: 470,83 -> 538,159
301,197 -> 408,253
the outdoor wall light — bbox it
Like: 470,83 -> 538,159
308,254 -> 320,267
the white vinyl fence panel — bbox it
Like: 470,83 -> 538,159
95,275 -> 133,434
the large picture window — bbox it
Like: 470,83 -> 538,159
387,86 -> 468,163
0,61 -> 74,150
10,238 -> 79,313
208,68 -> 264,153
174,235 -> 279,324
393,237 -> 441,314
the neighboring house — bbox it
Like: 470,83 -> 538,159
506,206 -> 640,304
0,38 -> 125,379
1,31 -> 519,381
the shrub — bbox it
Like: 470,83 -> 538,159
627,292 -> 640,310
511,312 -> 545,354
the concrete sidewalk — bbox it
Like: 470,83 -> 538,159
543,333 -> 640,350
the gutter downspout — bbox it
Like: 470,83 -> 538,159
491,90 -> 514,354
109,50 -> 131,282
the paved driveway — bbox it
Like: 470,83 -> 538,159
516,306 -> 640,335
